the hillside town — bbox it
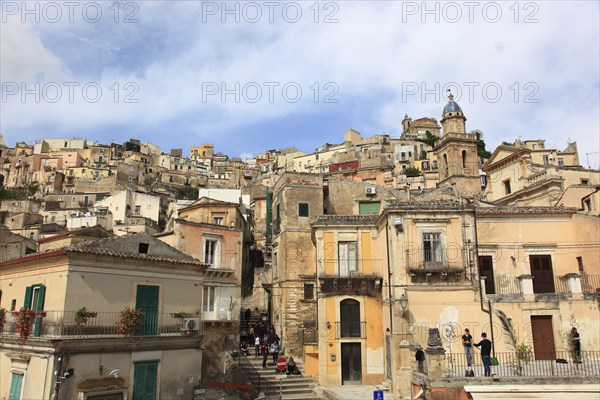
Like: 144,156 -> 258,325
1,95 -> 599,400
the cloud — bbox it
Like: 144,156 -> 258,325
1,1 -> 598,167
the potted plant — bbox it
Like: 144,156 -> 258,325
171,311 -> 190,319
74,306 -> 97,334
118,307 -> 144,337
13,308 -> 37,341
0,307 -> 7,332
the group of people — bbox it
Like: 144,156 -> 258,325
462,328 -> 493,377
238,321 -> 300,375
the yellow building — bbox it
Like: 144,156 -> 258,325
312,215 -> 385,385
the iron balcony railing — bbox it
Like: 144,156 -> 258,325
491,276 -> 521,294
406,254 -> 465,272
1,310 -> 203,339
445,351 -> 600,378
320,259 -> 383,277
334,321 -> 366,339
581,275 -> 600,293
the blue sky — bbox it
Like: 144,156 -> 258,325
1,1 -> 599,167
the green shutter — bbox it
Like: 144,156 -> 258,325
36,285 -> 45,312
24,286 -> 32,309
359,202 -> 380,215
133,362 -> 157,400
9,373 -> 23,400
135,285 -> 159,336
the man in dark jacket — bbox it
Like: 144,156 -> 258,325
474,332 -> 493,376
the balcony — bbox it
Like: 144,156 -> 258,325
407,252 -> 466,283
1,310 -> 203,340
445,350 -> 600,378
334,321 -> 366,339
319,259 -> 383,297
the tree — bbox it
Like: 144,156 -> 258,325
416,131 -> 438,147
404,167 -> 422,177
471,130 -> 492,159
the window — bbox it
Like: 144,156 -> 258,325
462,150 -> 467,168
24,284 -> 46,337
98,155 -> 103,162
298,202 -> 309,217
558,158 -> 564,166
581,179 -> 590,185
214,217 -> 223,225
340,299 -> 361,338
503,179 -> 511,195
139,243 -> 149,254
135,205 -> 141,215
273,252 -> 278,278
304,283 -> 314,300
529,255 -> 555,293
203,286 -> 215,312
576,256 -> 584,272
543,155 -> 549,165
401,152 -> 406,160
478,256 -> 495,294
132,362 -> 158,400
203,238 -> 219,265
359,201 -> 380,215
338,242 -> 357,276
423,233 -> 442,263
11,299 -> 16,311
9,372 -> 24,400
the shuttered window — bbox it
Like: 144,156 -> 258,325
9,373 -> 23,400
133,362 -> 158,400
135,285 -> 159,336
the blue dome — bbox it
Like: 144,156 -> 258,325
442,94 -> 462,114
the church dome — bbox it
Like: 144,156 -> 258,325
442,94 -> 462,115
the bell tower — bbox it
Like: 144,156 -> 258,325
434,93 -> 481,196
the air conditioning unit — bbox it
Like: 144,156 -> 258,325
365,187 -> 377,195
182,318 -> 200,331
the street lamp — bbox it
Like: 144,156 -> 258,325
398,290 -> 408,317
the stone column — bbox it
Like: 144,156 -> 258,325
564,273 -> 582,294
518,274 -> 534,298
425,328 -> 446,379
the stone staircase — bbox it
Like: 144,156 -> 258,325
238,355 -> 322,400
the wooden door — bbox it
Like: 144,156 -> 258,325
531,316 -> 555,360
341,343 -> 362,385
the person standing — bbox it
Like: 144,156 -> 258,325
462,328 -> 474,376
571,327 -> 582,363
474,332 -> 493,377
255,335 -> 261,358
261,342 -> 269,369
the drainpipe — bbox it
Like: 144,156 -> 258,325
385,216 -> 393,335
474,211 -> 496,355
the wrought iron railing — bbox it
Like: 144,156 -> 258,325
492,275 -> 521,294
446,350 -> 600,378
320,259 -> 383,277
1,310 -> 202,339
581,275 -> 600,293
334,321 -> 366,339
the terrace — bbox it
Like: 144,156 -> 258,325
1,310 -> 203,340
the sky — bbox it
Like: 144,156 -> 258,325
1,1 -> 599,168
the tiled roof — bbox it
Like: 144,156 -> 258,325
66,232 -> 205,265
386,200 -> 471,210
476,206 -> 578,215
312,215 -> 379,226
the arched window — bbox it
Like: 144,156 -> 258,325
462,150 -> 467,169
340,299 -> 361,338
